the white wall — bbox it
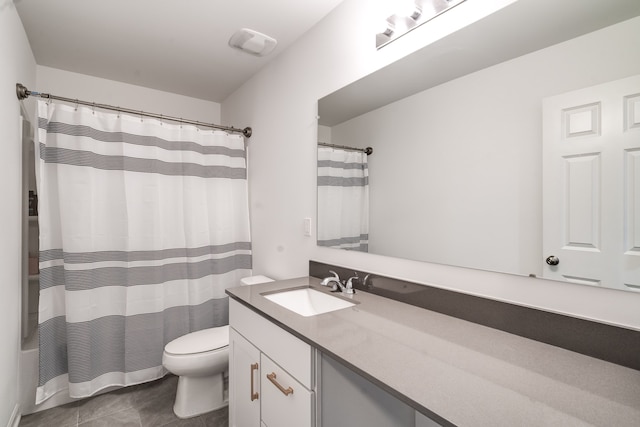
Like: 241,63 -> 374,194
331,19 -> 640,278
0,2 -> 36,425
317,125 -> 331,144
36,66 -> 221,123
223,0 -> 640,330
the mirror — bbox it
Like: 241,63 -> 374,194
317,0 -> 640,292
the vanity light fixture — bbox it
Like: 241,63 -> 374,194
376,0 -> 466,49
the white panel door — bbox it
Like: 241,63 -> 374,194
543,75 -> 640,291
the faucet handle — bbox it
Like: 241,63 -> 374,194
344,276 -> 357,294
362,274 -> 373,289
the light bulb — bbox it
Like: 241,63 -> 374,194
396,0 -> 419,18
374,17 -> 395,36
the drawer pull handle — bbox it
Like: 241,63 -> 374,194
266,372 -> 294,396
250,363 -> 259,401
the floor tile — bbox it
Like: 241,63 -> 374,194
159,416 -> 206,427
131,375 -> 178,408
78,407 -> 141,427
19,401 -> 79,427
199,406 -> 229,427
18,375 -> 227,427
136,378 -> 180,427
77,388 -> 135,423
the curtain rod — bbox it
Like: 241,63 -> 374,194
318,142 -> 373,155
16,83 -> 252,138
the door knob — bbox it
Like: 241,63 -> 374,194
546,255 -> 559,266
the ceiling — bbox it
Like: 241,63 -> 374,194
15,0 -> 344,103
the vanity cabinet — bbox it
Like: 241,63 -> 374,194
229,299 -> 315,427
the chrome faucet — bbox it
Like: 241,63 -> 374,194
320,271 -> 342,291
320,270 -> 356,294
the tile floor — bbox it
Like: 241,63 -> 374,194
19,375 -> 228,427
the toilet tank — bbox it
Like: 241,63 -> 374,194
240,275 -> 273,286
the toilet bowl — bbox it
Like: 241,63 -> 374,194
162,326 -> 229,418
162,275 -> 273,418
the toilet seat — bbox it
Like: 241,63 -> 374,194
165,325 -> 229,355
162,326 -> 230,378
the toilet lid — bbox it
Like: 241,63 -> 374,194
165,325 -> 229,355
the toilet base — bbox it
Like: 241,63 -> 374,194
173,372 -> 227,419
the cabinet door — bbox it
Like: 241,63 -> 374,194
261,353 -> 313,427
230,328 -> 261,427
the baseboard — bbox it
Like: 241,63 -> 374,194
7,404 -> 20,427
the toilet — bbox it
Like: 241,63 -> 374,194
162,275 -> 274,418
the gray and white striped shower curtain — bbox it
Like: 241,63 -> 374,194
34,100 -> 252,403
317,147 -> 369,251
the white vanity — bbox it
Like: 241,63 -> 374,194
229,298 -> 315,427
227,277 -> 640,426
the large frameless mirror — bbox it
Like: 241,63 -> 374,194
317,0 -> 640,292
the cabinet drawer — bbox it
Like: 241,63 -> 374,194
230,299 -> 313,388
261,353 -> 313,427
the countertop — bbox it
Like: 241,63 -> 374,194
226,277 -> 640,426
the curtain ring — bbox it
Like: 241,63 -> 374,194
160,114 -> 163,126
140,110 -> 144,122
116,107 -> 120,118
92,102 -> 96,115
74,99 -> 79,111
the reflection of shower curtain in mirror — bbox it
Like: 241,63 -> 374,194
317,147 -> 369,251
34,100 -> 252,403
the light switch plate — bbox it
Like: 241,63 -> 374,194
304,218 -> 312,236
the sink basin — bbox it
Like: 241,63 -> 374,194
263,288 -> 355,317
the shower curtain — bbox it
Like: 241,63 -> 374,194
34,100 -> 252,403
317,146 -> 369,251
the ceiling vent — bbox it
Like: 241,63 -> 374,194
228,28 -> 277,57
